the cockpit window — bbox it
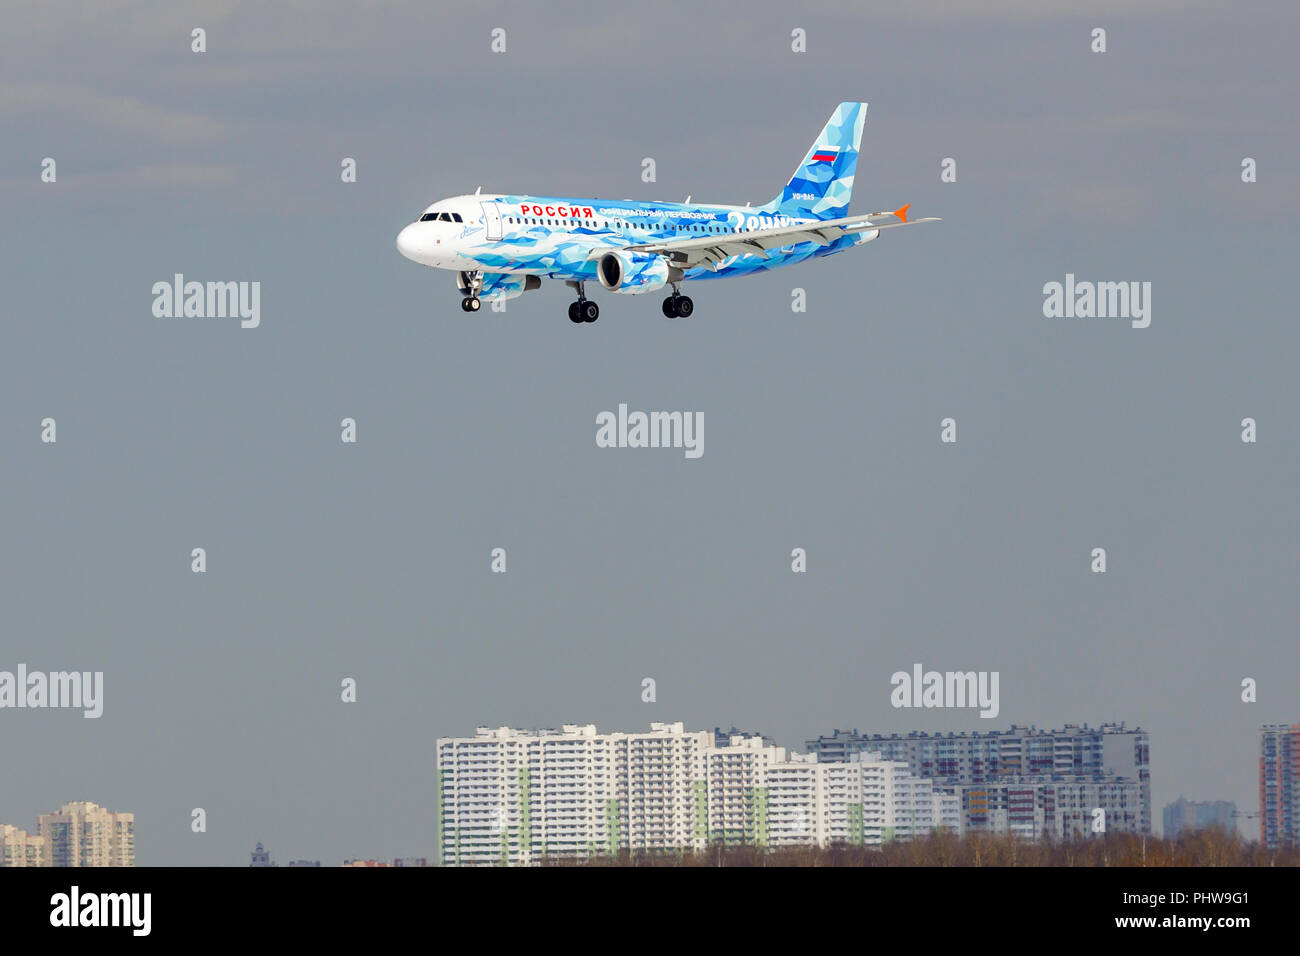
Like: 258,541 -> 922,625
451,213 -> 463,222
418,211 -> 465,223
419,213 -> 438,222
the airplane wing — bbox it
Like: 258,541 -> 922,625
587,205 -> 939,271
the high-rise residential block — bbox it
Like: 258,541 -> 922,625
806,724 -> 1151,839
1162,797 -> 1237,838
0,824 -> 47,867
1260,723 -> 1300,849
436,723 -> 957,866
37,801 -> 135,867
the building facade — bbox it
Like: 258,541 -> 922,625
0,824 -> 47,867
1260,723 -> 1300,849
37,801 -> 135,867
436,723 -> 958,865
1162,797 -> 1236,838
805,724 -> 1151,839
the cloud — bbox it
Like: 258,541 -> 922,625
820,0 -> 1232,19
0,162 -> 242,205
0,85 -> 234,145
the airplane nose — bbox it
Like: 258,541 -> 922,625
396,224 -> 420,261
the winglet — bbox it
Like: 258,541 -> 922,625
893,203 -> 910,223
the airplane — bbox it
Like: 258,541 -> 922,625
395,102 -> 937,323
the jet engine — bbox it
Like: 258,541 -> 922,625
596,252 -> 679,294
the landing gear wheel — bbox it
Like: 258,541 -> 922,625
460,298 -> 472,312
568,302 -> 583,323
674,295 -> 693,318
582,301 -> 600,322
662,297 -> 677,318
461,296 -> 480,312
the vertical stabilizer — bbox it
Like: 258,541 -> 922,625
765,102 -> 867,221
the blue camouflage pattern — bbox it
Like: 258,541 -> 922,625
402,103 -> 891,298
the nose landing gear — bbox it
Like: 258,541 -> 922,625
458,270 -> 483,313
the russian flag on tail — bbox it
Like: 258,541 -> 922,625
811,148 -> 838,162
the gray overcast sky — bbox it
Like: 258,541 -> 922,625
2,1 -> 1297,864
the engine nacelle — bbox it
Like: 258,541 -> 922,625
458,272 -> 541,302
597,252 -> 675,294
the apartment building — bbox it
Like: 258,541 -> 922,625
37,801 -> 135,867
437,722 -> 716,865
0,824 -> 47,867
436,723 -> 957,865
1163,797 -> 1236,838
1260,723 -> 1300,849
805,724 -> 1151,839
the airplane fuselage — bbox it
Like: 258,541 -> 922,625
395,193 -> 878,284
395,104 -> 934,321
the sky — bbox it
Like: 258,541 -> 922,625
1,0 -> 1297,864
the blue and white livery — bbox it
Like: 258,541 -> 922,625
396,102 -> 938,322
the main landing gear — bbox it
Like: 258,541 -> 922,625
662,285 -> 693,318
567,281 -> 599,323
